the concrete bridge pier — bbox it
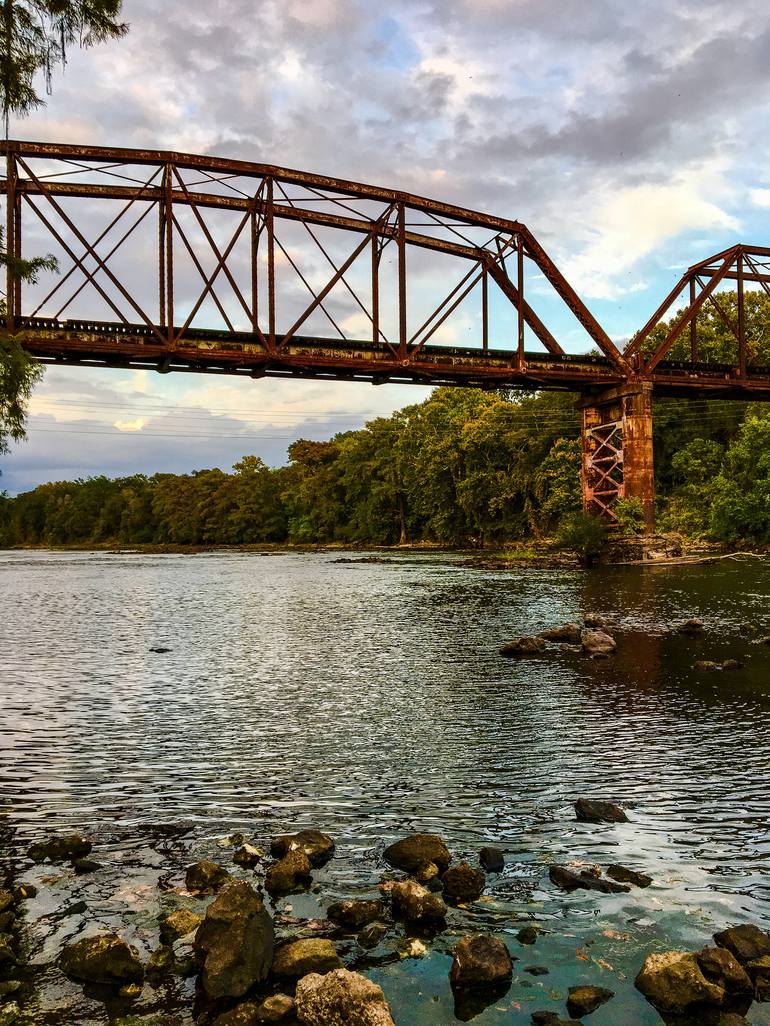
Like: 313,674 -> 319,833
578,382 -> 655,532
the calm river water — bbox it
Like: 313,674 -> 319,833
1,550 -> 769,1025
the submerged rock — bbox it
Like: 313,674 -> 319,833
327,899 -> 383,930
390,879 -> 447,926
635,950 -> 724,1013
574,798 -> 628,823
450,934 -> 513,991
272,939 -> 341,978
159,908 -> 203,945
185,860 -> 230,893
516,926 -> 539,945
540,623 -> 582,644
271,829 -> 335,867
581,630 -> 616,656
72,857 -> 102,875
265,849 -> 313,897
27,833 -> 91,863
295,967 -> 396,1026
531,1014 -> 584,1026
194,879 -> 274,1000
442,861 -> 486,905
383,833 -> 450,874
479,846 -> 504,873
606,864 -> 652,888
499,636 -> 546,658
60,933 -> 143,985
146,944 -> 173,977
567,985 -> 614,1017
549,865 -> 629,894
358,922 -> 388,950
714,924 -> 770,965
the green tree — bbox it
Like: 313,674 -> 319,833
709,408 -> 770,542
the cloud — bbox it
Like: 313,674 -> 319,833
114,418 -> 148,432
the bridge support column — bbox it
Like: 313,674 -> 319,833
578,382 -> 655,531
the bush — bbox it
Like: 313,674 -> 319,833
557,511 -> 607,565
614,497 -> 645,535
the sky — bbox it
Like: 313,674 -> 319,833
4,0 -> 770,493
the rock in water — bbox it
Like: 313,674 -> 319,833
233,843 -> 263,868
265,849 -> 313,897
450,934 -> 513,990
442,862 -> 486,905
549,865 -> 629,894
574,798 -> 628,823
566,985 -> 614,1017
499,636 -> 546,658
583,613 -> 606,628
254,994 -> 296,1022
540,624 -> 582,644
479,846 -> 504,872
159,908 -> 203,945
714,924 -> 770,965
696,946 -> 753,1003
272,939 -> 342,978
27,833 -> 92,863
606,864 -> 652,887
327,899 -> 383,930
679,617 -> 705,635
185,860 -> 230,893
193,880 -> 274,999
581,630 -> 616,656
60,934 -> 144,985
635,950 -> 725,1013
358,922 -> 387,950
390,880 -> 447,926
270,830 -> 335,867
382,833 -> 450,873
295,968 -> 396,1026
516,926 -> 539,945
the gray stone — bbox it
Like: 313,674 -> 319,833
194,879 -> 274,1000
272,938 -> 342,978
60,933 -> 143,985
295,968 -> 396,1026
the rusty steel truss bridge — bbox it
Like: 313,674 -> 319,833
3,140 -> 770,529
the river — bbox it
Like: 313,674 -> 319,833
1,550 -> 769,1025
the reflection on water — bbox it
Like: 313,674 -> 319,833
0,551 -> 769,1024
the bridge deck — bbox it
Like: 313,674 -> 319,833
14,317 -> 770,398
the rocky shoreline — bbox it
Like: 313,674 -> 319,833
2,811 -> 769,1026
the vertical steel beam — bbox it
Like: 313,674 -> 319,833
371,232 -> 379,347
158,194 -> 166,329
267,177 -> 276,352
5,153 -> 16,333
517,235 -> 525,367
164,163 -> 174,346
397,202 -> 407,359
250,204 -> 259,334
689,277 -> 697,362
481,264 -> 488,353
737,252 -> 746,378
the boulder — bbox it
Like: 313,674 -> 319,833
697,946 -> 753,1002
233,843 -> 263,868
0,893 -> 12,915
0,1003 -> 19,1026
479,846 -> 504,873
442,862 -> 486,905
566,985 -> 614,1017
358,922 -> 387,950
516,926 -> 539,945
272,939 -> 342,978
722,659 -> 744,671
695,661 -> 722,671
549,865 -> 629,894
255,994 -> 296,1022
194,879 -> 274,1000
212,1002 -> 261,1026
540,624 -> 582,644
271,830 -> 335,868
679,617 -> 705,635
747,955 -> 770,1001
607,864 -> 652,888
574,798 -> 628,823
583,614 -> 606,628
383,833 -> 450,873
0,937 -> 15,968
295,967 -> 396,1026
450,934 -> 513,991
159,908 -> 203,945
27,833 -> 91,863
60,933 -> 143,985
265,849 -> 313,897
146,944 -> 173,976
635,950 -> 724,1013
185,860 -> 230,893
581,630 -> 616,656
413,861 -> 439,883
531,1014 -> 584,1026
499,636 -> 546,658
327,899 -> 383,930
714,924 -> 770,965
72,858 -> 102,875
390,880 -> 447,926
